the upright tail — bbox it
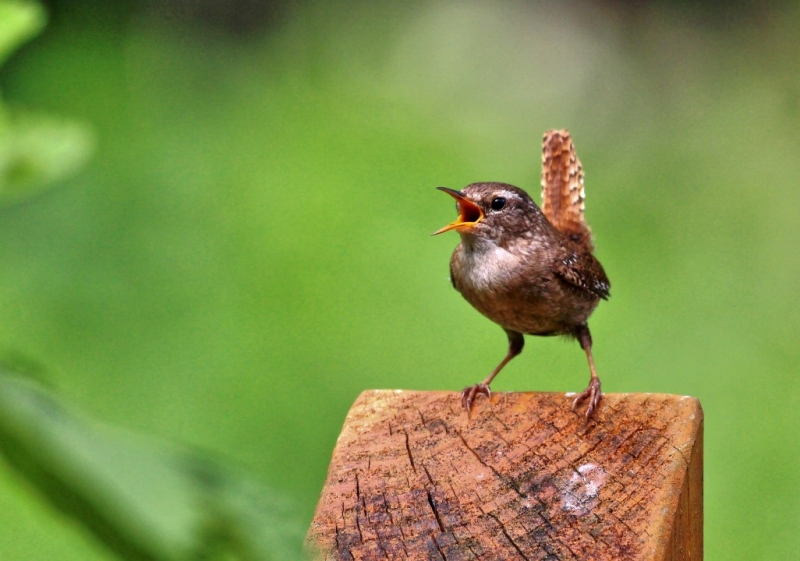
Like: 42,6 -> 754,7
540,129 -> 594,251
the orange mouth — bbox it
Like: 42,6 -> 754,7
432,187 -> 484,235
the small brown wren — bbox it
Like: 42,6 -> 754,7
433,129 -> 610,419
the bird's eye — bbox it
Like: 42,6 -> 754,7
491,197 -> 506,211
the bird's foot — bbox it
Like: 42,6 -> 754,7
572,377 -> 602,420
461,383 -> 491,413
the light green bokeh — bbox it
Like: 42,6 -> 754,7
0,2 -> 798,559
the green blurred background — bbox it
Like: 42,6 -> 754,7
1,0 -> 798,558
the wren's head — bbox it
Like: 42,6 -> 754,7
433,182 -> 548,247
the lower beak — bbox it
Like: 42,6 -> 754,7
432,187 -> 485,235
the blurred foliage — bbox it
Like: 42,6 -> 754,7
0,1 -> 94,204
0,110 -> 95,203
0,1 -> 44,65
0,368 -> 304,560
0,4 -> 302,560
0,0 -> 798,559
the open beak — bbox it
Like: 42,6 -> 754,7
432,187 -> 485,235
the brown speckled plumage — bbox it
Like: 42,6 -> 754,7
434,130 -> 610,419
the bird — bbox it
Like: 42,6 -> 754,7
432,129 -> 610,419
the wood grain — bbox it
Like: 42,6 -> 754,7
308,392 -> 703,560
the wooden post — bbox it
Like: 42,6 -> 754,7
308,392 -> 703,560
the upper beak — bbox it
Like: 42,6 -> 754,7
432,187 -> 485,235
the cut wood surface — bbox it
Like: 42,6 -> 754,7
308,391 -> 703,561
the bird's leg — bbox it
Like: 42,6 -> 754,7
571,324 -> 602,419
462,330 -> 524,413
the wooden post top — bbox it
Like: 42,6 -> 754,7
308,391 -> 703,560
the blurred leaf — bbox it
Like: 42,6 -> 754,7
0,2 -> 93,203
0,0 -> 45,67
0,109 -> 95,203
0,369 -> 306,561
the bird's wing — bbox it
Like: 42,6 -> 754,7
553,250 -> 610,300
540,130 -> 594,251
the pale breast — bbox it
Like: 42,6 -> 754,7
450,240 -> 598,336
453,243 -> 524,292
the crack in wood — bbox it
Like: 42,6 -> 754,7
422,464 -> 436,487
309,392 -> 703,560
404,431 -> 417,472
487,512 -> 530,560
414,406 -> 427,427
430,534 -> 447,560
354,473 -> 364,544
426,490 -> 446,533
457,431 -> 525,498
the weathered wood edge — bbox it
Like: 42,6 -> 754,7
662,413 -> 703,561
308,391 -> 703,560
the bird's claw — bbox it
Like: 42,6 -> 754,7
461,383 -> 491,413
572,377 -> 602,420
